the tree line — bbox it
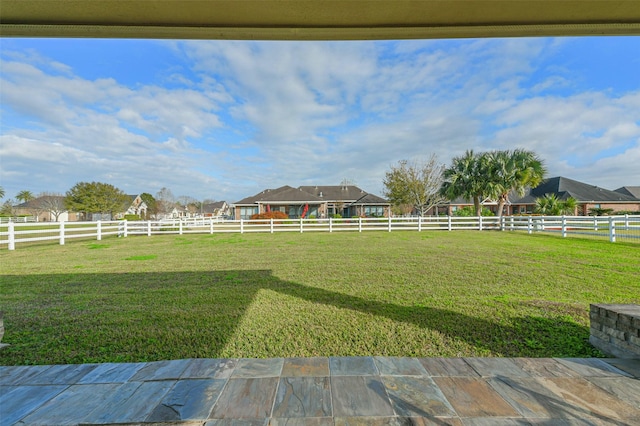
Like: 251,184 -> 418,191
383,149 -> 576,217
0,183 -> 215,220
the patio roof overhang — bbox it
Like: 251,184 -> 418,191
2,1 -> 639,40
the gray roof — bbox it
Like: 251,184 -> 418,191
235,186 -> 324,204
202,201 -> 227,213
14,195 -> 66,208
515,176 -> 638,203
299,185 -> 369,202
235,185 -> 388,205
614,186 -> 640,199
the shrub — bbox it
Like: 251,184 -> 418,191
612,210 -> 640,215
331,213 -> 342,218
250,211 -> 289,220
453,206 -> 495,217
124,214 -> 141,221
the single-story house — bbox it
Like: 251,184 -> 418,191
233,185 -> 390,220
443,176 -> 640,216
13,195 -> 80,222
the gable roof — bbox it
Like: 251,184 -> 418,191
352,193 -> 388,205
298,185 -> 369,202
515,177 -> 638,204
202,201 -> 228,214
235,186 -> 325,204
14,195 -> 66,208
614,186 -> 640,199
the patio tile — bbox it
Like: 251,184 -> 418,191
232,358 -> 284,378
282,357 -> 329,377
130,359 -> 191,381
15,383 -> 122,425
84,380 -> 175,423
487,376 -> 588,419
209,377 -> 279,419
330,356 -> 378,376
0,384 -> 67,426
555,358 -> 632,377
582,376 -> 640,410
374,356 -> 428,376
600,358 -> 640,379
433,377 -> 520,418
536,377 -> 640,421
205,419 -> 269,426
0,365 -> 53,385
464,358 -> 530,378
270,418 -> 334,426
77,362 -> 145,384
330,376 -> 394,417
418,358 -> 479,377
181,358 -> 238,379
25,363 -> 98,384
460,419 -> 530,425
146,378 -> 227,421
511,358 -> 581,378
272,376 -> 331,418
381,375 -> 456,417
334,417 -> 464,425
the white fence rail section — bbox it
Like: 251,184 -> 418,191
2,216 -> 639,250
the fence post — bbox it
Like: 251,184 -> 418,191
448,215 -> 452,231
300,217 -> 304,233
418,216 -> 422,232
270,218 -> 274,234
97,220 -> 102,241
594,216 -> 598,232
609,216 -> 616,243
329,217 -> 333,233
561,215 -> 566,238
210,218 -> 214,234
388,216 -> 392,232
624,214 -> 629,231
179,220 -> 183,235
528,216 -> 532,234
147,221 -> 151,237
358,217 -> 362,233
479,215 -> 483,231
59,221 -> 65,246
8,222 -> 15,251
123,220 -> 128,238
500,216 -> 505,231
240,218 -> 244,234
540,217 -> 545,231
510,216 -> 514,231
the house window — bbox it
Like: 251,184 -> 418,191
239,207 -> 258,219
364,206 -> 384,217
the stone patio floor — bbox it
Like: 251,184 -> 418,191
1,356 -> 639,425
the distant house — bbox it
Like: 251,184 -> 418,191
233,185 -> 390,220
202,201 -> 231,218
119,194 -> 148,219
13,195 -> 80,222
444,176 -> 640,216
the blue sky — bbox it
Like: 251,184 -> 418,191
1,36 -> 639,203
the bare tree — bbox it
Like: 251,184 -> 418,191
155,187 -> 176,217
383,154 -> 446,216
36,193 -> 67,221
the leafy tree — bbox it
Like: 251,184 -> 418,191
65,182 -> 129,220
139,193 -> 158,219
441,150 -> 491,217
485,149 -> 546,218
453,206 -> 495,217
383,155 -> 446,216
16,190 -> 35,204
534,194 -> 577,215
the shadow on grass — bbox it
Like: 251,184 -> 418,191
0,269 -> 593,365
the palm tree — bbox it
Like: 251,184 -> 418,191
16,190 -> 34,204
535,194 -> 577,215
0,186 -> 5,199
486,149 -> 546,217
441,150 -> 491,216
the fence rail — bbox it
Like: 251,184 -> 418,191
2,215 -> 639,250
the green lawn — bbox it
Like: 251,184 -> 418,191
1,231 -> 638,365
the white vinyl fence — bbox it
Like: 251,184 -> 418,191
2,215 -> 639,250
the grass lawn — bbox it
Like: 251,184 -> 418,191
1,231 -> 638,365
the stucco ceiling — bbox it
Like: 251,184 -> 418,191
2,0 -> 640,40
